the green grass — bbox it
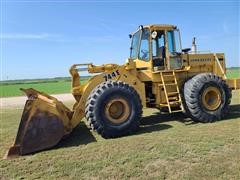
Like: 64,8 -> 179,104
0,77 -> 89,97
0,80 -> 71,97
226,67 -> 240,79
0,91 -> 239,179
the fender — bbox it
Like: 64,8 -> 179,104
69,62 -> 146,129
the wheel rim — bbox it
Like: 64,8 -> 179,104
105,98 -> 130,124
202,86 -> 222,111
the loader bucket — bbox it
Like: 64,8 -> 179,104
5,88 -> 73,158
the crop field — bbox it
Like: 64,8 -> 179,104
0,77 -> 90,97
0,90 -> 239,179
0,68 -> 239,98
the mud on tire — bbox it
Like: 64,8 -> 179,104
85,81 -> 142,138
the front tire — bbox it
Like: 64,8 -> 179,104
85,81 -> 142,138
183,73 -> 231,122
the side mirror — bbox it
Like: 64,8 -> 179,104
129,34 -> 132,39
182,48 -> 191,54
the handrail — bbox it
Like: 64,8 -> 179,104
213,53 -> 227,79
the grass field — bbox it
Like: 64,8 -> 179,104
0,80 -> 71,97
0,77 -> 89,97
226,67 -> 240,79
0,68 -> 239,98
0,90 -> 239,179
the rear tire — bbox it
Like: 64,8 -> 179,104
183,73 -> 231,122
85,81 -> 142,138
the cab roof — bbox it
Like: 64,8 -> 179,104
130,24 -> 177,35
144,24 -> 177,30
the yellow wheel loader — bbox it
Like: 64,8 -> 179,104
6,24 -> 240,158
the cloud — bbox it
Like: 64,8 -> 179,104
0,33 -> 61,40
0,32 -> 126,43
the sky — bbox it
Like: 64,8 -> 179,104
0,0 -> 239,80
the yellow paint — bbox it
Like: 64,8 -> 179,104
61,24 -> 240,130
12,24 -> 240,153
105,98 -> 130,124
201,86 -> 222,111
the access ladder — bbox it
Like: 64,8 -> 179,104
159,71 -> 184,113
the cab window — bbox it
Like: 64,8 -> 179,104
152,31 -> 165,68
130,30 -> 141,59
152,32 -> 165,59
167,30 -> 181,54
139,29 -> 150,61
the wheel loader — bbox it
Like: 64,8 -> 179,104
6,24 -> 240,158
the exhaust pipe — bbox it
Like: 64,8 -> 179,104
191,37 -> 197,54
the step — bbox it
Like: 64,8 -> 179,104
169,100 -> 181,104
158,83 -> 177,86
169,98 -> 180,102
167,92 -> 179,96
168,97 -> 178,101
163,74 -> 174,77
165,83 -> 177,86
171,109 -> 183,113
160,100 -> 181,106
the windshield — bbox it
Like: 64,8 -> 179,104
130,30 -> 141,59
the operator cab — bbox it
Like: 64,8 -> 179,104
129,24 -> 183,71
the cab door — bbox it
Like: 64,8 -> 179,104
134,28 -> 151,70
166,30 -> 183,70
